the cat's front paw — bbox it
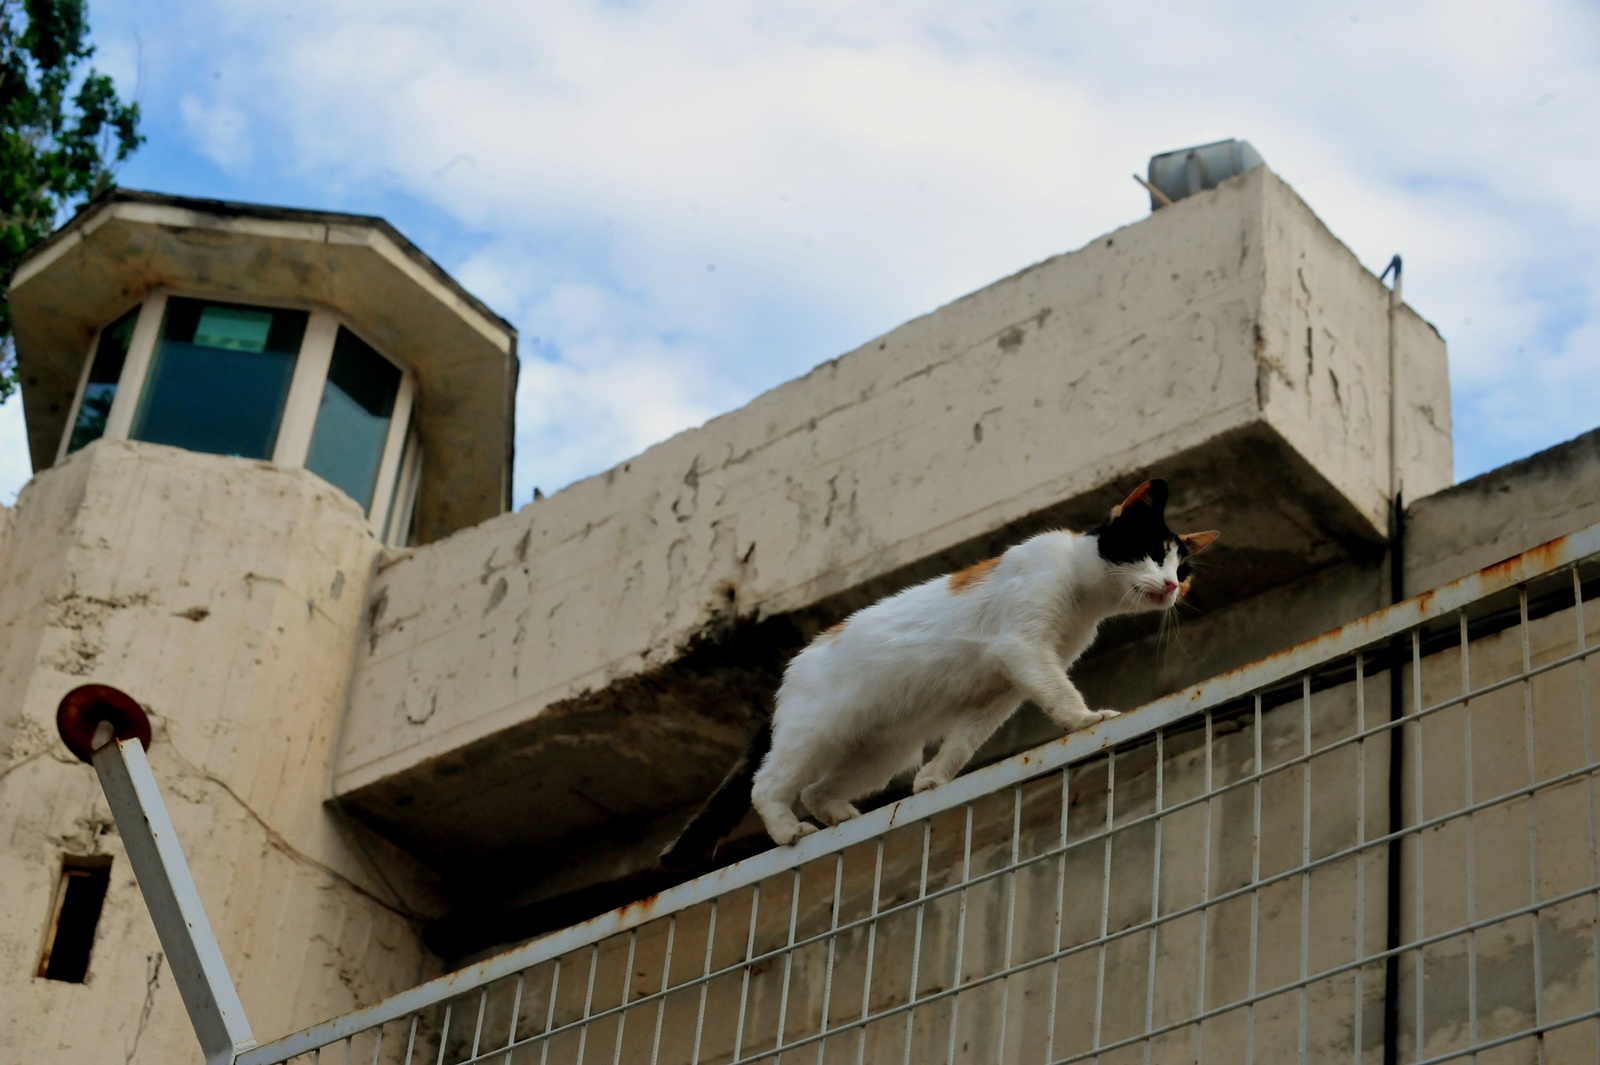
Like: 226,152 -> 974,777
912,770 -> 946,794
1090,709 -> 1120,724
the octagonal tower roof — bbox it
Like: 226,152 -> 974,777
8,189 -> 518,543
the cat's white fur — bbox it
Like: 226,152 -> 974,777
750,528 -> 1189,846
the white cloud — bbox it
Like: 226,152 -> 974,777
5,0 -> 1593,509
178,94 -> 254,171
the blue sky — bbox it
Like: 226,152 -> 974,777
2,0 -> 1596,507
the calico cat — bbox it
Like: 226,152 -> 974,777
661,478 -> 1217,869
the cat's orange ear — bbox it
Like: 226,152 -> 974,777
1110,479 -> 1168,519
1180,530 -> 1220,553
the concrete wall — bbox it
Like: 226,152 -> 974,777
0,441 -> 441,1062
332,167 -> 1452,920
1405,427 -> 1600,596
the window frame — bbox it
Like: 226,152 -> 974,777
56,288 -> 421,542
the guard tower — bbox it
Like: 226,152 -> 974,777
9,189 -> 518,544
0,192 -> 515,1061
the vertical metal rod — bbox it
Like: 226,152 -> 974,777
648,917 -> 676,1065
1143,731 -> 1165,1065
470,988 -> 488,1059
538,960 -> 562,1065
1411,629 -> 1427,1060
855,840 -> 884,1065
1460,612 -> 1478,1049
774,868 -> 802,1061
404,1014 -> 420,1065
369,1024 -> 384,1065
574,943 -> 600,1065
1354,654 -> 1368,1065
502,974 -> 524,1065
1195,713 -> 1214,1065
1299,676 -> 1312,1065
1519,590 -> 1548,1036
1093,751 -> 1117,1054
1045,768 -> 1070,1065
817,853 -> 845,1062
1246,696 -> 1263,1065
690,901 -> 718,1065
733,885 -> 761,1064
1573,566 -> 1600,1029
1383,253 -> 1403,504
1382,333 -> 1408,1065
944,804 -> 973,1065
610,931 -> 638,1065
433,1004 -> 452,1065
995,786 -> 1022,1063
89,736 -> 256,1065
902,821 -> 933,1065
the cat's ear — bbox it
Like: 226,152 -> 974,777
1180,530 -> 1220,554
1110,478 -> 1169,519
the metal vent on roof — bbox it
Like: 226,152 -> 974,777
1144,139 -> 1265,209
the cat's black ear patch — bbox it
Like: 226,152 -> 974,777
1110,478 -> 1169,519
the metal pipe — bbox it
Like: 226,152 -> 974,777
57,686 -> 255,1065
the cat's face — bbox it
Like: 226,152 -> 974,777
1093,479 -> 1219,612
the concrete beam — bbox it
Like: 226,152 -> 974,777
333,167 -> 1452,912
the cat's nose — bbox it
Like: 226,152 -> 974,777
1162,579 -> 1180,594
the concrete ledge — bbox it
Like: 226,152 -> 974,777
333,168 -> 1451,911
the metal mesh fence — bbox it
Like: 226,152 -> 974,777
243,532 -> 1600,1065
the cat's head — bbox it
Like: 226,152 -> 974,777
1092,479 -> 1219,612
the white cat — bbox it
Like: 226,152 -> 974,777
661,479 -> 1216,867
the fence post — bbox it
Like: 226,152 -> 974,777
58,684 -> 256,1065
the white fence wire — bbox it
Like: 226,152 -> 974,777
242,527 -> 1600,1065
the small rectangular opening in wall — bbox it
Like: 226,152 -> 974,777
38,855 -> 112,983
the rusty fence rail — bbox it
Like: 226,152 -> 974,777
118,522 -> 1600,1064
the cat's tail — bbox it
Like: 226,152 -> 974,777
659,713 -> 772,872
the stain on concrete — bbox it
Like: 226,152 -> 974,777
485,576 -> 508,615
46,589 -> 155,675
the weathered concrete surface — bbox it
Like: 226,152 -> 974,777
333,166 -> 1451,915
1405,426 -> 1600,596
0,442 -> 441,1062
8,190 -> 519,543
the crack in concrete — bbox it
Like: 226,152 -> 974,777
124,951 -> 162,1065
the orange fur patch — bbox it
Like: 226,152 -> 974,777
818,620 -> 848,642
1178,576 -> 1193,599
1180,529 -> 1220,553
948,556 -> 1001,593
1113,480 -> 1155,517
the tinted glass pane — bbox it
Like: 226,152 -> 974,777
66,307 -> 139,454
131,298 -> 306,459
305,327 -> 401,511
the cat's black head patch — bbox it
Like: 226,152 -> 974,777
1092,479 -> 1188,572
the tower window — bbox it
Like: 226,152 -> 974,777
38,856 -> 112,983
66,308 -> 140,455
304,326 -> 402,511
131,297 -> 307,459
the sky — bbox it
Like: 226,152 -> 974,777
2,0 -> 1596,508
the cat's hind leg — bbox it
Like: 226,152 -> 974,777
799,782 -> 860,827
913,695 -> 1023,793
750,742 -> 818,846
